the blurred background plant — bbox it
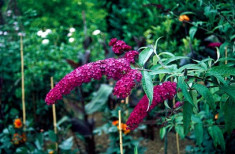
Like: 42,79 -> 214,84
0,0 -> 234,153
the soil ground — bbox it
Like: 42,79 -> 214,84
92,112 -> 194,154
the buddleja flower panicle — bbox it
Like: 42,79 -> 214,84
45,39 -> 141,105
126,81 -> 177,130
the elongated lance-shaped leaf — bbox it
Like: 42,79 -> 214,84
153,36 -> 163,55
208,125 -> 225,151
193,84 -> 215,110
138,47 -> 153,66
141,71 -> 153,110
178,77 -> 194,105
183,102 -> 193,135
194,123 -> 203,145
189,26 -> 197,40
223,98 -> 235,133
208,65 -> 235,76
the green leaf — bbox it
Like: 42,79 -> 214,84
138,47 -> 153,66
180,11 -> 196,15
150,69 -> 171,75
208,65 -> 235,76
194,123 -> 203,145
163,56 -> 189,65
158,52 -> 175,57
153,36 -> 163,55
219,85 -> 235,100
141,71 -> 153,110
183,102 -> 193,135
189,26 -> 197,40
57,116 -> 69,127
85,84 -> 113,114
59,137 -> 73,150
191,90 -> 198,107
206,72 -> 226,85
153,55 -> 159,65
193,84 -> 215,109
208,126 -> 225,151
223,98 -> 235,133
160,127 -> 166,139
175,125 -> 184,138
178,64 -> 204,72
178,77 -> 193,105
134,144 -> 138,154
48,130 -> 57,142
164,100 -> 171,109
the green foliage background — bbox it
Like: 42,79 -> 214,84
0,0 -> 234,153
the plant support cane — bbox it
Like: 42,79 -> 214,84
50,77 -> 58,151
171,77 -> 180,154
20,36 -> 26,130
119,110 -> 123,154
225,47 -> 228,80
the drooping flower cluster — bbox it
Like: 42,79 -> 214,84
109,38 -> 132,54
124,50 -> 139,64
45,38 -> 141,105
113,69 -> 142,98
126,81 -> 177,130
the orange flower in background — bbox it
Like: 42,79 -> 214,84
48,151 -> 54,154
122,124 -> 130,134
179,14 -> 190,22
12,133 -> 22,145
21,133 -> 27,142
14,118 -> 22,128
113,121 -> 130,134
215,113 -> 219,120
112,120 -> 119,126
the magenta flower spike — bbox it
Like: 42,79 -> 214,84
45,38 -> 141,105
126,81 -> 177,130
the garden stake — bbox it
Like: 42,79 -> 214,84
119,110 -> 123,154
164,101 -> 168,154
174,96 -> 180,154
125,96 -> 129,105
20,35 -> 26,130
225,47 -> 228,80
50,77 -> 58,151
171,77 -> 180,154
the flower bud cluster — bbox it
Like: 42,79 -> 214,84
109,38 -> 132,54
126,81 -> 177,130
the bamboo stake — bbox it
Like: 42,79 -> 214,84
173,96 -> 180,154
50,77 -> 58,151
125,96 -> 129,105
225,47 -> 228,80
118,110 -> 123,154
20,36 -> 26,130
171,77 -> 180,154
